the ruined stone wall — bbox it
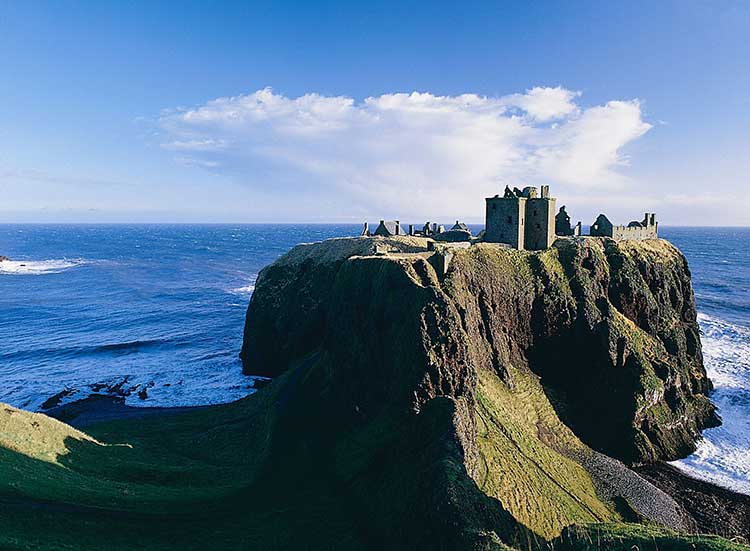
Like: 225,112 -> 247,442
524,197 -> 556,250
485,197 -> 525,249
611,223 -> 658,240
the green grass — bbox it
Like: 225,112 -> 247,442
474,367 -> 614,539
0,369 -> 747,550
0,388 -> 276,511
0,373 -> 366,550
553,523 -> 748,551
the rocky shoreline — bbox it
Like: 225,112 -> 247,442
637,462 -> 750,542
45,394 -> 208,428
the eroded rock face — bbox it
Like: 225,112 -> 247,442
242,236 -> 716,465
240,235 -> 719,546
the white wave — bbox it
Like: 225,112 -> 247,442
230,284 -> 255,295
697,312 -> 750,388
672,312 -> 750,495
0,258 -> 85,275
228,275 -> 257,296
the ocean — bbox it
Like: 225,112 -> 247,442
0,224 -> 748,495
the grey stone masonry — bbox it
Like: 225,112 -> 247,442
555,206 -> 581,236
590,213 -> 658,240
485,190 -> 526,249
485,185 -> 556,250
373,220 -> 407,237
360,186 -> 657,251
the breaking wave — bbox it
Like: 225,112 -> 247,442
229,275 -> 257,296
230,284 -> 255,295
672,313 -> 750,495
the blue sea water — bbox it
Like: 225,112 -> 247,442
0,224 -> 357,410
0,224 -> 748,494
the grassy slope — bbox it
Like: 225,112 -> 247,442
441,245 -> 613,537
0,375 -> 364,551
554,524 -> 749,551
0,382 -> 746,550
475,368 -> 613,539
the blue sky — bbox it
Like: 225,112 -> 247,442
1,1 -> 748,225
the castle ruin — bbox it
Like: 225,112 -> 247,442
555,206 -> 581,237
589,213 -> 658,240
360,185 -> 658,254
484,185 -> 556,251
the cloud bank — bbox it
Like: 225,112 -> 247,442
159,87 -> 651,217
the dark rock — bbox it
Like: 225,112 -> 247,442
40,388 -> 77,410
252,378 -> 273,390
45,394 -> 207,428
636,462 -> 750,543
242,237 -> 717,465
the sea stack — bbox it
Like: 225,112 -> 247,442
240,234 -> 720,547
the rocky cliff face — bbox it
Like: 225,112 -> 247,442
240,236 -> 719,547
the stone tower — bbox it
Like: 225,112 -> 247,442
485,187 -> 526,249
485,185 -> 556,250
523,185 -> 556,250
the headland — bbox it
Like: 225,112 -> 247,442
0,224 -> 746,550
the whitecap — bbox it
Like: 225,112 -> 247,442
0,258 -> 85,275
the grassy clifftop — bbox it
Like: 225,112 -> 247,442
0,235 -> 739,550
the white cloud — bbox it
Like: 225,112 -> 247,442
503,86 -> 580,122
158,87 -> 652,217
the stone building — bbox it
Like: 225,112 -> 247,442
484,185 -> 556,250
372,220 -> 408,237
360,189 -> 658,251
590,213 -> 658,240
433,222 -> 472,243
419,222 -> 445,237
555,206 -> 581,237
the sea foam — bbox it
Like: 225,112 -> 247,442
672,312 -> 750,495
229,274 -> 257,296
0,259 -> 85,275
